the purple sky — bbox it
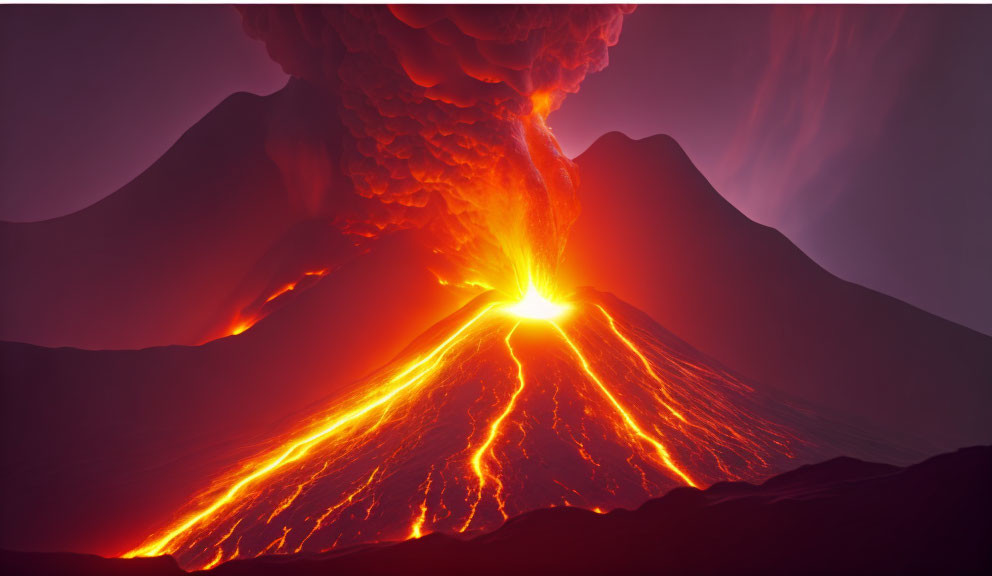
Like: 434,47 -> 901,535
0,5 -> 287,219
0,5 -> 989,335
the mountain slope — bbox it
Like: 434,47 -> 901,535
564,131 -> 992,451
0,79 -> 375,350
0,89 -> 286,348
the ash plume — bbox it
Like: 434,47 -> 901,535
239,5 -> 634,295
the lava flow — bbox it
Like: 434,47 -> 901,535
125,284 -> 814,570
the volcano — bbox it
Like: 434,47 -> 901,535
2,6 -> 990,573
125,287 -> 830,571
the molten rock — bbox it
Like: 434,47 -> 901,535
127,289 -> 828,570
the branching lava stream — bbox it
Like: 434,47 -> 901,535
125,286 -> 810,570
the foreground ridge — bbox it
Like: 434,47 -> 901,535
4,446 -> 987,575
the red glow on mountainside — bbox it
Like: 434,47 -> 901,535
224,269 -> 329,338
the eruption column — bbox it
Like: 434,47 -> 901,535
237,5 -> 634,296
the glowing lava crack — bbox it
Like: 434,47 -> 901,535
126,288 -> 812,570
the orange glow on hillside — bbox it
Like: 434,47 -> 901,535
264,283 -> 297,304
223,269 -> 331,338
229,322 -> 253,337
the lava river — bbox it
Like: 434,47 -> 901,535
126,287 -> 816,570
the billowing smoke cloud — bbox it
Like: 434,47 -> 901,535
240,5 -> 633,295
